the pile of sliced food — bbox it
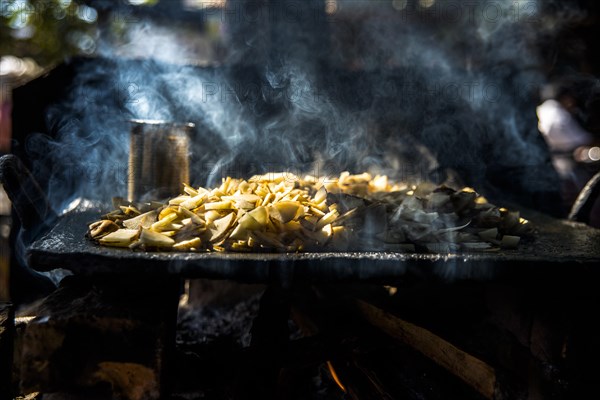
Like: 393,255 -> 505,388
87,172 -> 532,253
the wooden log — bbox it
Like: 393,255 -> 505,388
290,292 -> 393,400
356,299 -> 497,400
18,275 -> 180,400
12,316 -> 35,399
0,302 -> 14,400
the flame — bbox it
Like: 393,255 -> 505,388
326,361 -> 346,393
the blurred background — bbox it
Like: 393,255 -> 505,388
1,0 -> 600,302
1,0 -> 600,202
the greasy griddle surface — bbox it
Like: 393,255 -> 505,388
28,207 -> 600,282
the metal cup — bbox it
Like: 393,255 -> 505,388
128,120 -> 193,202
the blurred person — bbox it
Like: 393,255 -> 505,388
538,83 -> 600,225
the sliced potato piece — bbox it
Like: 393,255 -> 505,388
222,194 -> 261,203
159,206 -> 178,220
120,205 -> 141,216
238,213 -> 263,231
315,209 -> 339,230
283,221 -> 302,231
502,211 -> 521,231
203,210 -> 221,225
229,224 -> 249,240
310,207 -> 326,218
123,210 -> 159,230
209,212 -> 236,243
251,231 -> 285,248
248,206 -> 268,226
183,183 -> 198,197
169,195 -> 191,205
180,193 -> 206,210
173,237 -> 202,250
89,220 -> 119,239
139,228 -> 175,248
99,229 -> 140,248
314,186 -> 327,203
231,242 -> 252,252
178,206 -> 203,225
501,235 -> 520,249
302,224 -> 333,244
270,201 -> 303,223
478,228 -> 498,241
151,213 -> 178,231
204,201 -> 233,210
414,182 -> 437,198
426,192 -> 450,209
93,170 -> 529,253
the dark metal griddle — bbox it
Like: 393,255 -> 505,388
27,205 -> 600,284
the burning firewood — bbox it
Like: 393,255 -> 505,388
87,172 -> 532,252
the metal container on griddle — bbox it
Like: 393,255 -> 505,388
128,120 -> 194,202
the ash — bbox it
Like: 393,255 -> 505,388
172,286 -> 340,400
176,292 -> 262,348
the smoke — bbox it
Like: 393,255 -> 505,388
23,0 -> 588,225
5,0 -> 592,293
320,0 -> 585,205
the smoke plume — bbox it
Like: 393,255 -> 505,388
27,0 -> 587,216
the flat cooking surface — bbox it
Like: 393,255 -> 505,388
28,206 -> 600,283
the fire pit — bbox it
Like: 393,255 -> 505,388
15,175 -> 600,399
3,1 -> 600,398
1,145 -> 597,399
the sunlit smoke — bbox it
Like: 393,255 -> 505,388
22,0 -> 586,273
